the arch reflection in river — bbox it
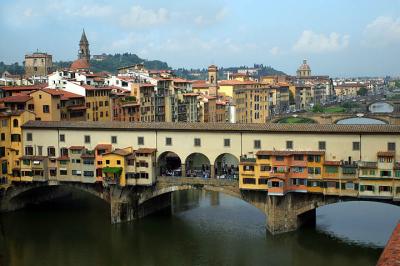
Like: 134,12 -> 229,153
368,102 -> 394,113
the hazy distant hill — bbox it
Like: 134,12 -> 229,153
1,53 -> 285,79
174,65 -> 286,80
55,53 -> 170,73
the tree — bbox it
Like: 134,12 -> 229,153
312,104 -> 324,113
357,87 -> 368,96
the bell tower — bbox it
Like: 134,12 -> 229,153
78,29 -> 90,61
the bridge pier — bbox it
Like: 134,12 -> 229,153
110,186 -> 172,224
266,194 -> 317,235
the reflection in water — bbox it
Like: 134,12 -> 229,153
1,189 -> 398,266
336,117 -> 386,124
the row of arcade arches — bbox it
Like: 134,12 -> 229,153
158,152 -> 239,179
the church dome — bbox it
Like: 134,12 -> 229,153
298,59 -> 311,71
70,58 -> 90,71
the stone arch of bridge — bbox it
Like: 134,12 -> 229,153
333,116 -> 389,124
0,182 -> 109,212
214,153 -> 240,179
184,153 -> 211,178
157,151 -> 182,176
367,101 -> 394,110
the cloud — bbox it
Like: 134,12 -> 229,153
194,7 -> 228,26
269,46 -> 281,56
293,30 -> 349,53
120,6 -> 169,27
363,16 -> 400,47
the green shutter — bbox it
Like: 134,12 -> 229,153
360,185 -> 365,192
335,182 -> 340,189
341,183 -> 346,190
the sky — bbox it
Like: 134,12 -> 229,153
1,0 -> 400,77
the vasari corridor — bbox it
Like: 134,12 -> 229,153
1,1 -> 400,265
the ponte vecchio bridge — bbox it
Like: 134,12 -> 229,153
1,121 -> 400,234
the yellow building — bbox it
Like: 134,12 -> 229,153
0,110 -> 36,185
85,85 -> 112,122
29,89 -> 62,121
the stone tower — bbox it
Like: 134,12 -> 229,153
78,29 -> 90,61
296,59 -> 311,78
208,65 -> 219,96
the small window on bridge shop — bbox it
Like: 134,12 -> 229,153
254,140 -> 261,149
224,138 -> 230,147
379,186 -> 392,192
360,185 -> 375,192
395,170 -> 400,178
388,142 -> 396,151
380,170 -> 392,177
352,141 -> 360,151
111,136 -> 117,144
1,133 -> 5,141
47,147 -> 56,157
258,178 -> 268,185
308,167 -> 315,174
318,141 -> 326,150
345,182 -> 355,190
291,167 -> 304,173
396,187 -> 400,194
84,135 -> 91,144
286,141 -> 293,150
26,133 -> 32,141
59,134 -> 65,142
258,155 -> 270,160
117,160 -> 121,165
243,178 -> 256,184
138,136 -> 144,145
260,165 -> 271,171
60,169 -> 68,175
269,181 -> 282,188
22,159 -> 30,166
325,166 -> 338,173
25,146 -> 33,156
165,137 -> 172,146
275,156 -> 284,161
106,160 -> 110,165
83,171 -> 94,177
293,155 -> 304,161
243,165 -> 254,171
140,172 -> 149,179
194,138 -> 201,147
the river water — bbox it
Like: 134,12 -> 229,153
1,190 -> 399,266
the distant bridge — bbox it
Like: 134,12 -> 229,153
1,177 -> 399,234
273,112 -> 400,125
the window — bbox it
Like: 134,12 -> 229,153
138,136 -> 144,145
293,155 -> 304,161
60,134 -> 65,142
370,169 -> 376,175
275,156 -> 284,161
353,141 -> 360,151
243,165 -> 254,171
286,140 -> 293,149
307,155 -> 314,162
111,136 -> 117,144
314,167 -> 321,175
38,146 -> 42,156
43,105 -> 50,113
117,160 -> 121,165
106,160 -> 110,165
25,146 -> 33,155
224,139 -> 230,147
72,170 -> 82,176
308,167 -> 314,174
254,140 -> 261,149
26,133 -> 32,141
11,134 -> 21,142
314,155 -> 321,163
84,135 -> 91,144
166,137 -> 172,146
47,147 -> 55,157
194,138 -> 201,147
243,178 -> 256,184
84,171 -> 94,177
258,155 -> 270,160
60,169 -> 68,175
388,142 -> 396,151
260,165 -> 271,171
380,170 -> 392,177
2,120 -> 7,127
13,119 -> 18,128
0,133 -> 5,141
318,141 -> 326,150
139,172 -> 149,179
258,178 -> 268,185
83,159 -> 94,165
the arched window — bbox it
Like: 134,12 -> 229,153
13,119 -> 18,128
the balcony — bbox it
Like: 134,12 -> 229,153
358,161 -> 377,169
240,157 -> 256,163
